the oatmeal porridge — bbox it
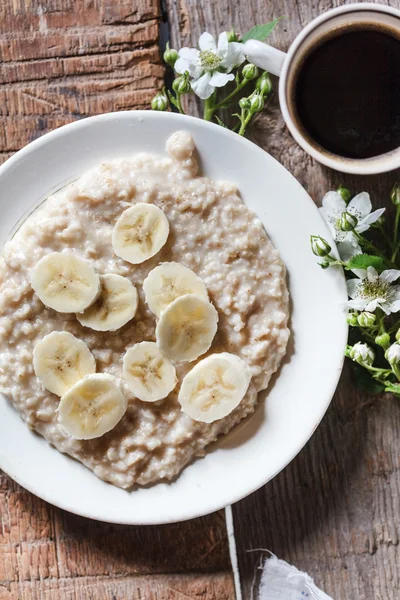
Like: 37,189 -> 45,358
0,131 -> 290,489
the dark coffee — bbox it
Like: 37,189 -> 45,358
294,27 -> 400,159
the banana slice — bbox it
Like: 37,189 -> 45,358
112,203 -> 169,264
33,331 -> 96,396
76,273 -> 138,332
123,341 -> 177,402
31,252 -> 100,313
58,373 -> 127,440
156,294 -> 218,362
178,352 -> 251,423
143,262 -> 208,317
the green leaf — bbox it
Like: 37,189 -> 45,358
352,362 -> 385,394
384,381 -> 400,396
242,18 -> 283,43
346,254 -> 385,272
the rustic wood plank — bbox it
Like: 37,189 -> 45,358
0,0 -> 164,161
0,2 -> 234,599
0,572 -> 235,600
166,0 -> 400,598
0,486 -> 232,580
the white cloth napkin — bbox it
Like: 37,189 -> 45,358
258,556 -> 333,600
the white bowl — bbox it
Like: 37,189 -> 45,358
0,111 -> 347,524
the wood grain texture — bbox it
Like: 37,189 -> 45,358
0,573 -> 234,600
0,0 -> 164,158
166,0 -> 400,598
0,1 -> 234,598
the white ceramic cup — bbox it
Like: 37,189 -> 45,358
244,3 -> 400,175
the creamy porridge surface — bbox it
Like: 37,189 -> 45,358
0,131 -> 290,489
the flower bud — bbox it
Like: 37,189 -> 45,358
395,328 -> 400,342
319,259 -> 331,269
340,211 -> 357,232
337,185 -> 351,203
172,75 -> 191,95
386,342 -> 400,365
242,63 -> 259,80
349,342 -> 374,366
249,92 -> 264,113
347,312 -> 358,326
357,312 -> 376,328
163,42 -> 179,68
375,332 -> 390,349
310,235 -> 331,257
390,183 -> 400,207
151,90 -> 169,111
227,30 -> 238,42
239,97 -> 251,111
256,72 -> 272,95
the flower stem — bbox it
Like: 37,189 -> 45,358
238,111 -> 253,136
203,94 -> 216,121
377,309 -> 387,334
213,79 -> 248,111
175,93 -> 185,115
392,206 -> 400,262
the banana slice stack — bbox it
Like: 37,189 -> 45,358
77,273 -> 138,332
140,261 -> 251,421
143,262 -> 218,363
33,331 -> 128,439
29,200 -> 252,437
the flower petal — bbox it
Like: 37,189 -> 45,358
377,301 -> 393,315
209,71 -> 234,87
367,266 -> 379,282
348,192 -> 372,219
380,269 -> 400,283
179,47 -> 200,61
174,57 -> 190,74
175,56 -> 203,78
220,41 -> 246,71
351,268 -> 368,279
356,208 -> 386,233
191,71 -> 214,99
199,32 -> 217,52
365,299 -> 380,312
337,240 -> 362,261
321,191 -> 346,214
217,32 -> 229,60
387,288 -> 400,313
347,298 -> 368,310
347,278 -> 361,298
388,299 -> 400,313
321,215 -> 337,239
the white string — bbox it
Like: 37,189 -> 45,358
225,505 -> 242,600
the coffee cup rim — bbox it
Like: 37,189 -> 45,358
279,2 -> 400,175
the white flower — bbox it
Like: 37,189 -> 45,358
386,343 -> 400,366
349,342 -> 375,366
347,266 -> 400,314
174,32 -> 245,100
320,191 -> 385,261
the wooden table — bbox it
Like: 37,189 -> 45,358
0,0 -> 399,598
